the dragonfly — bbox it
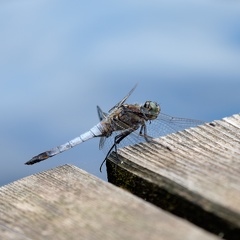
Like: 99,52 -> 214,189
25,84 -> 204,171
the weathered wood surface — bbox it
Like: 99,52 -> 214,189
107,113 -> 240,239
0,165 -> 217,240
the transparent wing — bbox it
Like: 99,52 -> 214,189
100,113 -> 204,156
145,113 -> 205,139
108,84 -> 137,113
99,136 -> 107,150
96,105 -> 108,149
100,128 -> 144,156
97,105 -> 107,121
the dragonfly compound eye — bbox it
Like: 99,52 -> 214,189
143,101 -> 160,120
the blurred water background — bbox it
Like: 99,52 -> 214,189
1,1 -> 240,186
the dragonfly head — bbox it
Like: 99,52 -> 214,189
141,101 -> 160,120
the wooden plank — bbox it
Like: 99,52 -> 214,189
0,165 -> 217,240
107,113 -> 240,240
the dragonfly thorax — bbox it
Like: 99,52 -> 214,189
141,101 -> 160,120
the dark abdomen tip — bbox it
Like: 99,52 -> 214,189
25,152 -> 50,165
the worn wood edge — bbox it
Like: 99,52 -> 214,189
106,114 -> 240,240
0,164 -> 218,240
106,154 -> 239,240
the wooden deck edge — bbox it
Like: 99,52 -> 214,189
0,164 -> 218,240
106,113 -> 240,240
106,156 -> 239,239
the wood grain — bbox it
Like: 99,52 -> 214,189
0,165 -> 217,240
107,113 -> 240,239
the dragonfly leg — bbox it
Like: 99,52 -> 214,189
139,124 -> 152,142
139,124 -> 171,151
99,130 -> 133,172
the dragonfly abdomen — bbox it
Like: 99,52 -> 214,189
25,123 -> 104,165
